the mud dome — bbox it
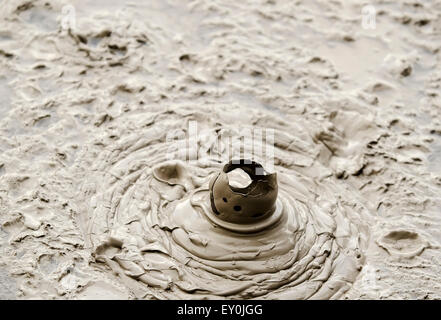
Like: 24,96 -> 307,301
71,108 -> 370,299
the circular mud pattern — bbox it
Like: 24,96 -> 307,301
73,106 -> 371,299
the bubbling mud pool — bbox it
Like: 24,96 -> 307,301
2,0 -> 440,301
72,107 -> 370,299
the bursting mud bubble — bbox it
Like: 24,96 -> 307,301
0,0 -> 441,300
73,113 -> 370,299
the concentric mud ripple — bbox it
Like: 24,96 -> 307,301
73,107 -> 371,299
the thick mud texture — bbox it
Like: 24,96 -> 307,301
0,0 -> 440,299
